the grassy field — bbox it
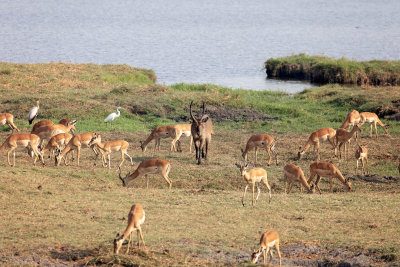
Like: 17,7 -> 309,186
0,63 -> 400,266
265,54 -> 400,86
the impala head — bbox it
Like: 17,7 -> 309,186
118,167 -> 130,187
309,183 -> 316,193
297,146 -> 304,160
383,124 -> 390,134
251,248 -> 263,264
139,141 -> 147,152
88,133 -> 101,146
235,161 -> 249,175
354,123 -> 362,132
55,149 -> 63,166
345,178 -> 352,192
190,101 -> 209,136
113,233 -> 123,254
68,120 -> 77,133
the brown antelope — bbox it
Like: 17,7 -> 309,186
235,162 -> 271,206
340,110 -> 361,141
114,204 -> 146,254
251,230 -> 282,266
335,124 -> 362,160
58,118 -> 73,126
32,121 -> 77,147
307,161 -> 352,194
283,163 -> 314,194
355,144 -> 368,175
0,133 -> 44,166
41,132 -> 73,159
190,101 -> 213,165
241,134 -> 278,166
119,159 -> 172,189
88,134 -> 133,169
32,120 -> 54,132
360,112 -> 389,138
140,124 -> 192,152
0,113 -> 19,132
297,128 -> 336,160
55,132 -> 98,166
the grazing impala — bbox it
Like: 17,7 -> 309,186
119,159 -> 172,189
307,161 -> 352,194
360,112 -> 389,138
88,134 -> 133,169
251,230 -> 282,266
298,128 -> 336,160
114,204 -> 146,254
283,163 -> 314,194
355,144 -> 368,175
335,124 -> 362,160
0,133 -> 44,166
241,134 -> 278,166
235,162 -> 271,206
140,124 -> 192,152
190,101 -> 213,165
0,113 -> 19,132
55,132 -> 98,166
41,132 -> 73,159
32,121 -> 77,147
340,110 -> 361,141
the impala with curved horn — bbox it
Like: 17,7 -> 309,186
190,101 -> 213,165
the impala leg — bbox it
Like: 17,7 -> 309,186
138,227 -> 145,247
276,242 -> 282,266
283,174 -> 287,194
108,154 -> 111,169
264,247 -> 269,264
266,147 -> 272,166
126,231 -> 131,253
315,142 -> 320,160
287,182 -> 294,194
355,159 -> 359,175
242,185 -> 248,207
189,136 -> 193,153
365,157 -> 369,174
370,124 -> 373,137
162,169 -> 173,189
374,122 -> 378,138
315,174 -> 322,194
124,151 -> 133,166
263,178 -> 272,203
251,183 -> 255,206
329,176 -> 334,193
254,147 -> 258,163
255,185 -> 261,205
77,146 -> 81,166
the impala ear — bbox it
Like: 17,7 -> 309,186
201,116 -> 209,123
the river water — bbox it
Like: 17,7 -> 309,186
1,0 -> 399,92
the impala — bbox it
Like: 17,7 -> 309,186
119,159 -> 172,189
114,204 -> 145,254
88,133 -> 133,169
190,101 -> 213,165
251,230 -> 282,266
235,162 -> 271,206
40,132 -> 73,159
307,161 -> 352,194
140,124 -> 192,152
32,120 -> 54,132
335,124 -> 362,160
355,144 -> 368,175
360,112 -> 389,138
0,113 -> 19,132
32,121 -> 77,147
283,163 -> 314,194
297,128 -> 336,160
0,133 -> 44,166
340,110 -> 361,141
58,118 -> 73,126
241,134 -> 278,166
55,132 -> 98,166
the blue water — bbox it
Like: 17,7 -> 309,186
1,0 -> 399,92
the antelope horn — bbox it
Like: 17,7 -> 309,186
118,167 -> 127,186
189,101 -> 197,123
202,102 -> 205,115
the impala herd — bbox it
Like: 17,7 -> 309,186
0,102 -> 397,265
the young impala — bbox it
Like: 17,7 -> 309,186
55,132 -> 98,166
355,144 -> 368,175
119,159 -> 172,189
360,112 -> 390,138
140,124 -> 192,152
88,133 -> 133,169
241,134 -> 278,166
283,163 -> 314,194
114,204 -> 146,254
335,124 -> 362,160
298,127 -> 336,160
0,133 -> 44,166
251,230 -> 282,266
307,161 -> 352,194
40,132 -> 73,159
0,113 -> 19,132
235,162 -> 271,207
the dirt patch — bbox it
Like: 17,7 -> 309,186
352,174 -> 400,184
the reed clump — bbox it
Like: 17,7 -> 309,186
265,54 -> 400,86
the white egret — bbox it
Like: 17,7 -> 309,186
104,107 -> 121,126
28,100 -> 40,125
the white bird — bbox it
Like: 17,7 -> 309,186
28,100 -> 40,125
104,107 -> 121,126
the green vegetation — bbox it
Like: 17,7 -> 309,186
265,54 -> 400,86
0,63 -> 399,265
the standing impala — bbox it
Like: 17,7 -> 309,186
355,144 -> 368,175
41,132 -> 73,160
88,133 -> 133,169
298,128 -> 336,160
119,159 -> 172,189
283,163 -> 314,194
307,161 -> 352,194
360,112 -> 389,138
32,121 -> 77,147
0,133 -> 44,166
0,113 -> 19,132
241,134 -> 278,166
55,132 -> 98,166
140,124 -> 192,152
235,162 -> 271,206
335,124 -> 362,160
114,204 -> 146,254
251,230 -> 282,266
190,101 -> 213,165
340,110 -> 361,141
